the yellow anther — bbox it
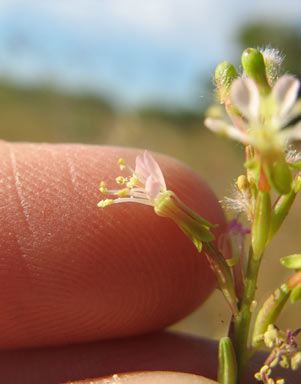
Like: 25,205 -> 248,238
116,176 -> 126,185
99,181 -> 107,194
260,365 -> 271,376
237,175 -> 249,191
276,379 -> 285,384
97,199 -> 113,208
279,355 -> 290,369
127,175 -> 138,188
264,324 -> 279,348
291,351 -> 301,370
117,188 -> 129,197
118,158 -> 126,170
254,372 -> 262,381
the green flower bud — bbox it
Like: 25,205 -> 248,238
215,61 -> 238,103
241,48 -> 270,94
218,337 -> 237,384
280,254 -> 301,270
264,158 -> 292,195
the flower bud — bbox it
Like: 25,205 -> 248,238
241,48 -> 270,95
264,158 -> 292,195
215,61 -> 238,103
280,254 -> 301,270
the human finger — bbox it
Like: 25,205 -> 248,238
0,142 -> 227,349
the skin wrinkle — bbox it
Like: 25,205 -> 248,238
7,142 -> 33,258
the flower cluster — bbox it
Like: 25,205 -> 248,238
205,48 -> 301,195
254,325 -> 301,384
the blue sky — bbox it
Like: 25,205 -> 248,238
0,0 -> 300,107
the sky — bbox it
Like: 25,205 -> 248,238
0,0 -> 300,108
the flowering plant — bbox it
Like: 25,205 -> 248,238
98,48 -> 301,384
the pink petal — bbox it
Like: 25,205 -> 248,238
135,154 -> 149,182
231,78 -> 259,120
145,176 -> 162,201
272,75 -> 300,119
143,151 -> 166,191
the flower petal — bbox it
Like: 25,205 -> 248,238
230,77 -> 259,120
204,118 -> 252,144
135,153 -> 149,182
143,151 -> 166,191
280,122 -> 301,142
145,175 -> 162,201
273,75 -> 300,119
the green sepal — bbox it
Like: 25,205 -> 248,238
280,254 -> 301,270
154,191 -> 216,253
251,191 -> 271,259
290,284 -> 301,303
244,158 -> 258,169
289,161 -> 301,171
218,337 -> 237,384
264,159 -> 292,195
241,48 -> 270,95
252,284 -> 290,348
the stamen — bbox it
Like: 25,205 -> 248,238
118,158 -> 126,170
116,176 -> 126,185
99,181 -> 107,194
97,199 -> 113,208
117,188 -> 129,197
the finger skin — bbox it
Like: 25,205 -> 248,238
1,331 -> 298,384
0,332 -> 217,384
73,372 -> 216,384
0,142 -> 227,349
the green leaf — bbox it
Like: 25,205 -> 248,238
268,187 -> 296,243
280,254 -> 301,269
252,284 -> 290,348
218,337 -> 237,384
290,284 -> 301,303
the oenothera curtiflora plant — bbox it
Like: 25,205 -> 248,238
98,48 -> 301,384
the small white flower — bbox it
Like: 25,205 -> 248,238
98,150 -> 216,250
205,75 -> 301,154
98,150 -> 166,208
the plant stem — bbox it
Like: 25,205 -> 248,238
232,247 -> 262,380
204,243 -> 239,316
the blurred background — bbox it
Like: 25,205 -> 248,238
0,0 -> 300,340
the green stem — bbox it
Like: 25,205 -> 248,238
232,247 -> 262,380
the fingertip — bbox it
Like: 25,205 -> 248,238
0,143 -> 227,348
